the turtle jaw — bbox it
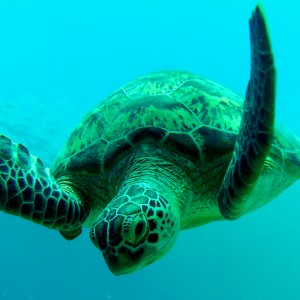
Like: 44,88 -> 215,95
101,244 -> 158,276
93,228 -> 178,276
91,218 -> 179,275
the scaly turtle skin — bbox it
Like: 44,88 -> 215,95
0,6 -> 300,275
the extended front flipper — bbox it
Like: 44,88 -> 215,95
218,5 -> 276,219
0,135 -> 88,236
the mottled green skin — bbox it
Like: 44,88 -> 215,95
0,135 -> 87,234
52,70 -> 300,230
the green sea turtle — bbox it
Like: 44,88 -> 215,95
0,5 -> 299,275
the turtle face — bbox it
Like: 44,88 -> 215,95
90,184 -> 180,275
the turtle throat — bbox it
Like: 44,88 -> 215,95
121,155 -> 189,213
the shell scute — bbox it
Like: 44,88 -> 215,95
127,127 -> 167,144
192,126 -> 237,161
164,132 -> 201,163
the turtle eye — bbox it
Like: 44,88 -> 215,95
122,214 -> 149,246
135,220 -> 145,236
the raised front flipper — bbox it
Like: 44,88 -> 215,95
218,5 -> 276,219
0,135 -> 88,235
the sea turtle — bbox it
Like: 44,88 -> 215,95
0,5 -> 299,276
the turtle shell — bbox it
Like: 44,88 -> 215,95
52,71 -> 242,178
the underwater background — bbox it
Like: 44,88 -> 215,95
0,0 -> 300,299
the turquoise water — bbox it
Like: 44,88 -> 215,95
1,0 -> 300,299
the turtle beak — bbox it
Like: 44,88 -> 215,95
102,245 -> 155,276
89,220 -> 143,275
102,248 -> 136,275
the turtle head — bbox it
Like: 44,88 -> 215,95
90,184 -> 180,275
